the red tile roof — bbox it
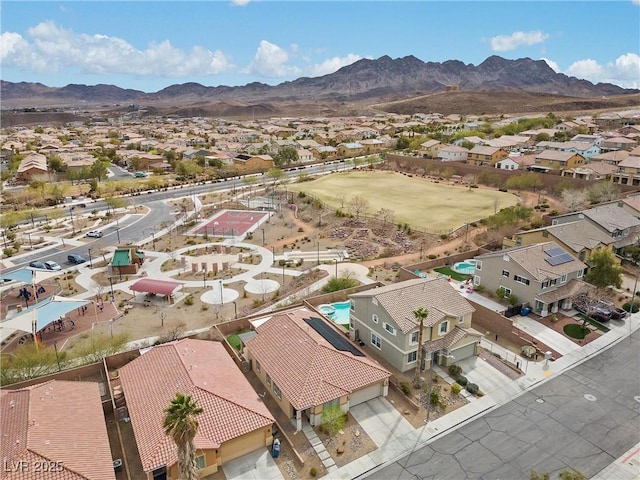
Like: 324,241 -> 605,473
118,339 -> 274,473
0,380 -> 115,480
247,308 -> 391,410
129,278 -> 183,296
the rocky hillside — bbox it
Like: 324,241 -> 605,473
2,55 -> 636,110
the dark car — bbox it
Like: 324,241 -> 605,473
596,300 -> 627,320
592,308 -> 612,323
67,253 -> 86,264
29,261 -> 47,270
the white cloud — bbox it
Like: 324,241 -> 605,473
230,0 -> 251,6
307,54 -> 364,77
490,30 -> 549,52
246,40 -> 301,78
632,0 -> 640,5
543,53 -> 640,89
1,21 -> 234,78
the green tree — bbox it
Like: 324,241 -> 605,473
47,155 -> 64,172
396,137 -> 410,149
274,146 -> 299,166
267,167 -> 286,191
176,160 -> 203,179
104,195 -> 127,213
320,403 -> 346,435
90,159 -> 109,182
0,342 -> 66,384
73,332 -> 129,363
585,248 -> 622,289
163,393 -> 203,480
412,307 -> 428,388
322,276 -> 359,293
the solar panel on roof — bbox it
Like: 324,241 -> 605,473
545,252 -> 575,266
545,247 -> 566,257
304,317 -> 364,356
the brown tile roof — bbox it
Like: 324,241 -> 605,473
118,339 -> 274,473
247,308 -> 390,410
349,278 -> 475,333
0,380 -> 115,480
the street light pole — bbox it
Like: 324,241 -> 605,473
233,301 -> 238,319
109,276 -> 115,302
27,232 -> 33,250
116,227 -> 121,244
335,258 -> 338,277
88,248 -> 93,268
69,206 -> 76,234
317,242 -> 320,265
219,281 -> 224,306
282,263 -> 285,285
203,270 -> 207,288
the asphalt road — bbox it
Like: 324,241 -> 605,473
365,330 -> 640,480
3,158 -> 362,273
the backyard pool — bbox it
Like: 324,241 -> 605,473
317,300 -> 351,325
452,259 -> 477,275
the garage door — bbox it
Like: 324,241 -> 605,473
349,383 -> 383,407
452,343 -> 476,362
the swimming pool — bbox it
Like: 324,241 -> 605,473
318,300 -> 351,325
452,259 -> 477,275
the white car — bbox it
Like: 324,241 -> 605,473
44,260 -> 62,271
86,230 -> 103,238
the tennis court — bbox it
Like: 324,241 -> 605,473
194,210 -> 269,238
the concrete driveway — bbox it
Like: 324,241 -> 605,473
222,448 -> 282,480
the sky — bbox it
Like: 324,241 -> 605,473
1,1 -> 639,93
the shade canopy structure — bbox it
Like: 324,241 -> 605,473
1,268 -> 60,285
130,278 -> 183,297
0,296 -> 90,334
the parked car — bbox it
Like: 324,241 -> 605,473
67,254 -> 86,264
44,260 -> 62,271
86,230 -> 103,238
134,171 -> 149,178
592,309 -> 612,323
595,300 -> 627,320
29,261 -> 47,270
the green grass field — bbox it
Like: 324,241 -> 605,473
288,171 -> 519,232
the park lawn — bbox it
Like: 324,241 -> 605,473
288,170 -> 518,232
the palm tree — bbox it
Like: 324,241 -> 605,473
412,307 -> 429,388
163,392 -> 204,480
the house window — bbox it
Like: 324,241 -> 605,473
407,351 -> 417,364
561,274 -> 567,284
499,285 -> 512,296
514,275 -> 530,285
475,260 -> 482,271
410,331 -> 419,344
515,237 -> 522,246
273,384 -> 282,400
196,455 -> 206,470
350,302 -> 355,311
383,322 -> 396,335
542,231 -> 549,238
371,332 -> 381,349
502,270 -> 509,277
458,315 -> 464,324
372,314 -> 378,324
372,298 -> 378,306
577,268 -> 584,278
439,321 -> 449,335
255,360 -> 261,373
266,374 -> 271,387
474,275 -> 480,286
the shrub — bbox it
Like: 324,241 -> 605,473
451,383 -> 461,395
400,381 -> 412,395
448,364 -> 462,377
310,467 -> 317,477
466,383 -> 479,395
456,375 -> 468,386
622,301 -> 640,313
428,254 -> 437,259
184,295 -> 194,306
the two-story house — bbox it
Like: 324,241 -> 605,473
531,150 -> 585,173
474,242 -> 590,317
503,220 -> 615,262
348,278 -> 480,373
437,145 -> 469,162
612,154 -> 640,186
466,146 -> 509,166
535,140 -> 600,160
551,204 -> 640,253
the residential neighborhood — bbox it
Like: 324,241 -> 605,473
1,105 -> 639,480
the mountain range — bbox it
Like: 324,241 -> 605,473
2,56 -> 638,121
